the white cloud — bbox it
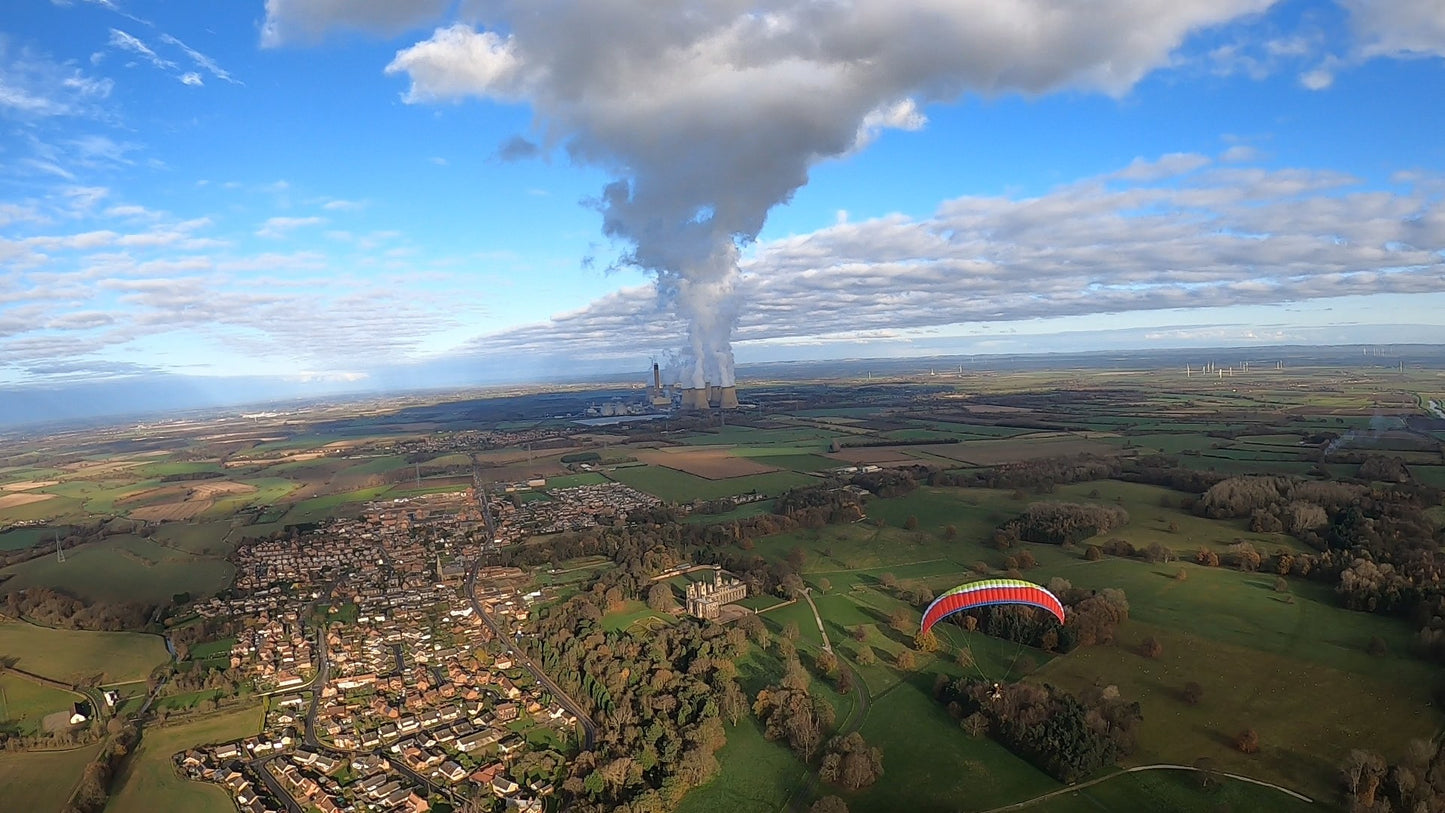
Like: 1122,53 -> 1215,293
261,0 -> 453,47
1114,152 -> 1211,181
459,158 -> 1445,364
108,28 -> 176,71
158,33 -> 239,85
0,43 -> 113,119
1342,0 -> 1445,59
255,215 -> 325,238
1220,144 -> 1261,162
1299,66 -> 1334,90
180,72 -> 202,87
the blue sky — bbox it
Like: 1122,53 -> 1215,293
2,0 -> 1444,398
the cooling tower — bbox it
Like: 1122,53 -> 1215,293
719,386 -> 740,410
683,388 -> 710,410
708,385 -> 721,405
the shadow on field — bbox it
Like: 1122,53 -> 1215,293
1195,724 -> 1240,751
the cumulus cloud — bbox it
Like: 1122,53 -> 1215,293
261,0 -> 453,47
383,0 -> 1277,388
459,158 -> 1445,365
1342,0 -> 1445,59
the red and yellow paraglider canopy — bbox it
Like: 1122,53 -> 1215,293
920,578 -> 1065,635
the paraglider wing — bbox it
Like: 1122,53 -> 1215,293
919,578 -> 1065,635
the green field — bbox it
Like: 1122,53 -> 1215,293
0,535 -> 233,604
850,675 -> 1058,811
1032,768 -> 1318,812
277,485 -> 394,525
0,618 -> 169,684
685,500 -> 777,525
0,741 -> 101,812
1033,619 -> 1434,801
0,525 -> 70,551
544,472 -> 612,489
718,474 -> 1443,807
679,426 -> 833,446
608,465 -> 820,502
0,673 -> 84,735
599,600 -> 674,633
673,710 -> 805,813
152,522 -> 235,556
107,705 -> 265,813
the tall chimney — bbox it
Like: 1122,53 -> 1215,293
720,386 -> 740,410
652,363 -> 662,391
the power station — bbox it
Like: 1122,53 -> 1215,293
584,361 -> 743,419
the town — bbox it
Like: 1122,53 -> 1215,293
178,481 -> 665,812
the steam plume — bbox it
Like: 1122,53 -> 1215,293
382,0 -> 1273,387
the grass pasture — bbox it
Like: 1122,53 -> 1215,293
0,534 -> 233,604
107,705 -> 265,813
1034,768 -> 1318,813
921,434 -> 1124,465
849,675 -> 1058,811
1033,620 -> 1436,801
0,525 -> 71,552
0,618 -> 167,684
608,465 -> 819,502
0,741 -> 101,812
278,485 -> 393,525
151,521 -> 235,556
636,447 -> 781,479
543,472 -> 611,489
0,673 -> 83,735
599,600 -> 673,633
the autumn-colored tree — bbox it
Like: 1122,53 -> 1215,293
895,649 -> 918,670
819,732 -> 885,790
889,608 -> 912,634
1084,545 -> 1103,561
850,625 -> 867,642
818,577 -> 832,593
1235,728 -> 1259,754
914,630 -> 940,653
646,582 -> 675,612
956,649 -> 975,670
1139,637 -> 1163,659
783,621 -> 801,642
962,712 -> 989,738
816,650 -> 838,676
856,646 -> 876,666
904,515 -> 919,531
944,524 -> 958,540
811,797 -> 849,813
787,546 -> 808,571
